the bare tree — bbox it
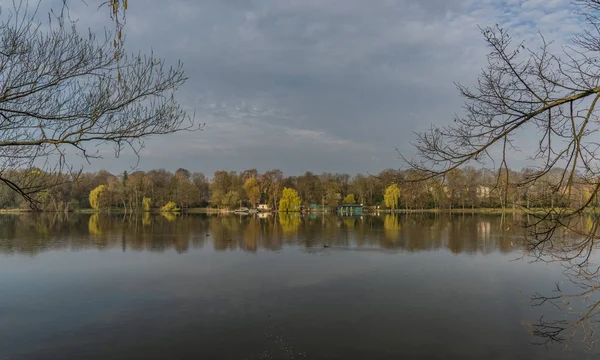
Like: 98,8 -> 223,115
404,0 -> 600,348
0,1 -> 195,206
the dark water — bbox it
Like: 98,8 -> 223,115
0,213 -> 599,360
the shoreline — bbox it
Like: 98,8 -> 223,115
1,207 -> 599,215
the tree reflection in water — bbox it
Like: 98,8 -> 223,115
142,212 -> 152,226
520,214 -> 600,349
0,213 -> 521,255
2,213 -> 600,348
279,213 -> 301,234
88,214 -> 102,236
383,214 -> 400,243
160,212 -> 178,222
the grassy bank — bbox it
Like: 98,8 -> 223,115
0,208 -> 31,213
385,207 -> 600,215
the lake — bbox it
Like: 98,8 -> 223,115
0,213 -> 599,359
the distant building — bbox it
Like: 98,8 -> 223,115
337,204 -> 363,215
257,204 -> 271,211
477,185 -> 491,199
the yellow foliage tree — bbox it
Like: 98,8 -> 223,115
279,187 -> 301,212
160,201 -> 180,213
343,194 -> 356,204
384,184 -> 401,210
89,185 -> 107,211
243,178 -> 261,208
142,197 -> 152,212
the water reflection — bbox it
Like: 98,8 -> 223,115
518,213 -> 600,349
142,212 -> 152,226
383,214 -> 400,242
2,213 -> 600,358
0,213 -> 521,256
279,213 -> 301,234
160,211 -> 178,222
88,214 -> 102,236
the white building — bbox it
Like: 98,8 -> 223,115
257,204 -> 271,211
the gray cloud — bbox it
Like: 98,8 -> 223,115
43,0 -> 580,175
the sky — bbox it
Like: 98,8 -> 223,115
24,0 -> 584,175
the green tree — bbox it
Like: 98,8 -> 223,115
243,178 -> 261,208
171,170 -> 197,209
222,190 -> 241,209
261,169 -> 284,210
89,185 -> 107,211
192,172 -> 210,205
297,171 -> 322,206
343,194 -> 356,204
351,174 -> 374,206
211,190 -> 225,208
279,187 -> 301,212
384,184 -> 401,210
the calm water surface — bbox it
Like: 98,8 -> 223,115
0,213 -> 599,359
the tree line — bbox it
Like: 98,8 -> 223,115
0,166 -> 596,212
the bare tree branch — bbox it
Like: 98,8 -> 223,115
404,0 -> 600,348
0,0 -> 198,206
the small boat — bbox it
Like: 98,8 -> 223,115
234,207 -> 250,213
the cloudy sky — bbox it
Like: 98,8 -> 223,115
52,0 -> 581,175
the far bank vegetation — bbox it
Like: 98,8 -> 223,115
0,167 -> 596,213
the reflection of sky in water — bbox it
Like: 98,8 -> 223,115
0,214 -> 599,359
